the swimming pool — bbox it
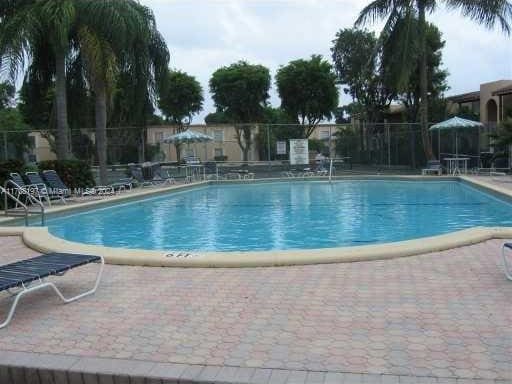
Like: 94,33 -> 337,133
45,180 -> 512,252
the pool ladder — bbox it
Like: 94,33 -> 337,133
2,181 -> 45,226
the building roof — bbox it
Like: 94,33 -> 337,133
446,91 -> 480,103
493,85 -> 512,96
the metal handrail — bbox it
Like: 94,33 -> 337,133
2,180 -> 45,226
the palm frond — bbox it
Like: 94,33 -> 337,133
38,0 -> 76,51
355,0 -> 400,26
445,0 -> 512,34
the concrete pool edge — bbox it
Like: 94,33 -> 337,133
0,225 -> 508,268
2,175 -> 512,268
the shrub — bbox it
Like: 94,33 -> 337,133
0,159 -> 25,188
38,160 -> 95,189
0,159 -> 25,209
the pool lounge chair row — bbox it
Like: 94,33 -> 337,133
7,170 -> 71,207
7,170 -> 137,208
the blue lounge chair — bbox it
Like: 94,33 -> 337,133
0,252 -> 104,328
7,173 -> 46,207
41,170 -> 72,199
25,171 -> 66,205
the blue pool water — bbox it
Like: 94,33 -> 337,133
46,181 -> 512,252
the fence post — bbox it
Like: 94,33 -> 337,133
140,128 -> 146,162
328,126 -> 332,157
3,132 -> 7,160
266,125 -> 271,161
266,124 -> 271,171
386,123 -> 391,168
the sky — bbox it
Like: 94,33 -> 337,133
140,0 -> 512,123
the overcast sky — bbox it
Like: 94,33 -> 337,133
140,0 -> 512,123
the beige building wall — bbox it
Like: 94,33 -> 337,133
147,124 -> 338,162
27,132 -> 56,162
480,80 -> 512,125
27,124 -> 338,164
147,125 -> 260,162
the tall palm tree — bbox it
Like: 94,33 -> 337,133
75,0 -> 169,184
76,27 -> 117,184
356,0 -> 512,159
0,0 -> 76,160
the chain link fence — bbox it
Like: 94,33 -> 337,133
0,122 -> 505,183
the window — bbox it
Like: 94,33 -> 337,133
214,129 -> 224,142
319,130 -> 330,140
214,148 -> 223,157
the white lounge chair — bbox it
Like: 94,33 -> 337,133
422,160 -> 442,176
0,252 -> 104,328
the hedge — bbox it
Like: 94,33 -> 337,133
38,160 -> 95,189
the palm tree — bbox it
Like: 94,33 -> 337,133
356,0 -> 512,159
75,27 -> 117,185
0,0 -> 76,160
75,0 -> 169,184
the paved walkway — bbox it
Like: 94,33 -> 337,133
0,236 -> 511,383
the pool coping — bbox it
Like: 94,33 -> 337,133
2,175 -> 512,268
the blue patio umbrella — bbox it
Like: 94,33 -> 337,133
162,129 -> 213,161
162,129 -> 213,144
429,116 -> 484,159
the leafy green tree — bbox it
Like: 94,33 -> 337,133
382,18 -> 449,167
331,28 -> 393,123
490,117 -> 512,165
275,55 -> 339,138
331,28 -> 394,162
255,107 -> 296,160
204,111 -> 230,125
158,70 -> 203,163
356,0 -> 512,159
209,61 -> 271,161
17,52 -> 95,160
158,70 -> 204,126
383,19 -> 448,124
0,81 -> 30,159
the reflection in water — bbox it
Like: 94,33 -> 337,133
47,181 -> 512,252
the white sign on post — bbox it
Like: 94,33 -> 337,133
276,141 -> 286,155
289,139 -> 309,165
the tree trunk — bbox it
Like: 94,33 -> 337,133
242,127 -> 252,162
409,122 -> 417,169
175,122 -> 184,163
94,79 -> 108,185
418,2 -> 434,160
54,50 -> 70,160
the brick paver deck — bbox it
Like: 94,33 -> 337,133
0,236 -> 511,383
